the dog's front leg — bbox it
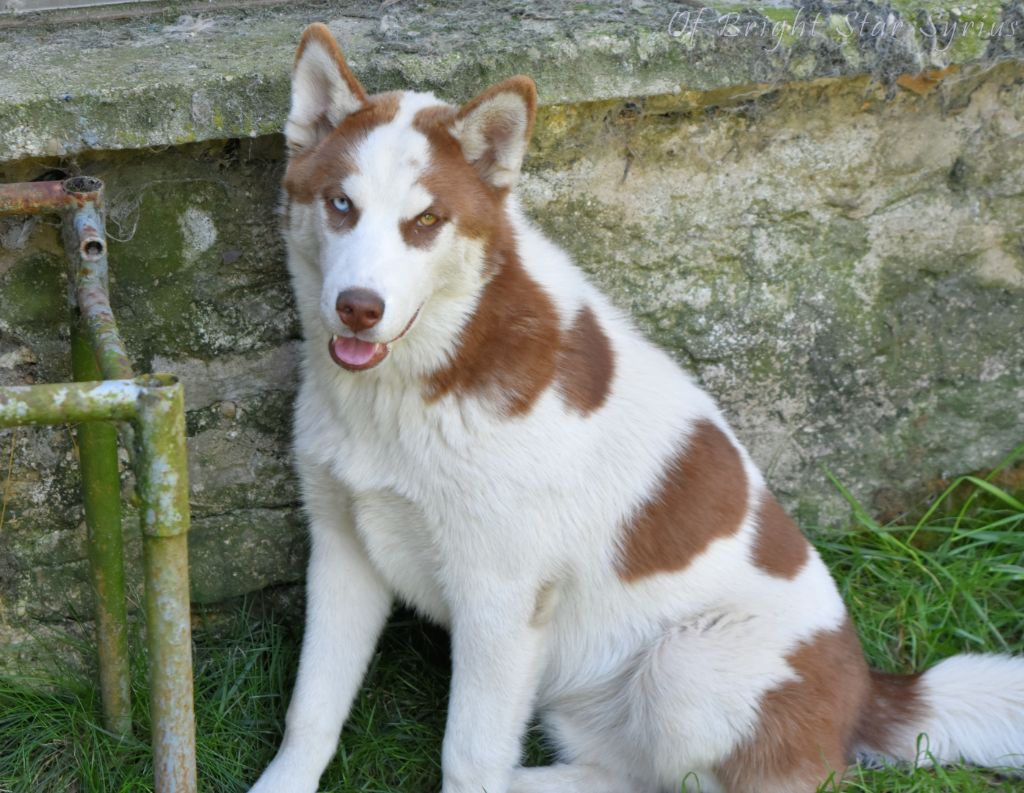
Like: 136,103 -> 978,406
441,576 -> 547,793
248,468 -> 393,793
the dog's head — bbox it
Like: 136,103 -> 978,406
283,23 -> 537,374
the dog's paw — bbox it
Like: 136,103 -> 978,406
246,757 -> 320,793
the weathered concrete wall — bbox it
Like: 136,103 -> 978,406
1,1 -> 1023,675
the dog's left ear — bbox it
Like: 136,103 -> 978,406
286,23 -> 368,152
451,76 -> 537,189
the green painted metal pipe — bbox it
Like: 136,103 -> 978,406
71,321 -> 132,739
135,378 -> 197,793
1,177 -> 199,792
0,379 -> 142,427
0,374 -> 198,790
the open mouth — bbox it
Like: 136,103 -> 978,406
329,336 -> 389,371
328,309 -> 421,372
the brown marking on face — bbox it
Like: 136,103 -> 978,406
750,493 -> 811,579
283,92 -> 401,205
617,420 -> 749,581
555,306 -> 615,416
413,105 -> 508,241
400,209 -> 446,249
854,670 -> 926,757
715,618 -> 871,793
324,197 -> 360,234
412,104 -> 561,416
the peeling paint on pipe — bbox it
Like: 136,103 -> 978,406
137,376 -> 197,793
137,378 -> 197,793
0,374 -> 198,792
0,177 -> 197,793
0,378 -> 142,425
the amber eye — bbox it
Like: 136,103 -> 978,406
417,212 -> 439,227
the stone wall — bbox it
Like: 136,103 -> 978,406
1,1 -> 1023,674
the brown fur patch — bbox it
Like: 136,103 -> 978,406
415,104 -> 561,416
325,197 -> 360,234
425,234 -> 561,416
618,421 -> 749,581
751,493 -> 811,579
854,670 -> 926,757
715,618 -> 871,793
399,211 -> 445,249
555,306 -> 615,416
413,105 -> 508,240
283,93 -> 401,205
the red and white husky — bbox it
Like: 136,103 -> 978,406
249,23 -> 1024,793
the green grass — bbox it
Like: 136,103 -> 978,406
1,470 -> 1022,793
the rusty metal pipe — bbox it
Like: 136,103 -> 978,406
64,209 -> 134,382
0,373 -> 198,791
0,176 -> 103,216
61,180 -> 136,742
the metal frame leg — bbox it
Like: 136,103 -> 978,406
0,176 -> 198,792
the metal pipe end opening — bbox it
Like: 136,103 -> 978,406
64,176 -> 104,195
81,238 -> 105,260
137,373 -> 181,390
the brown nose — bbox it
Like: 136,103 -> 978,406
336,289 -> 385,332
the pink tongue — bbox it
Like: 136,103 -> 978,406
332,336 -> 382,366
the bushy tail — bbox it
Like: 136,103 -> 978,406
856,654 -> 1024,770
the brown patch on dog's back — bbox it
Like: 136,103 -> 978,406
283,93 -> 401,205
751,494 -> 810,579
556,306 -> 614,416
715,618 -> 871,793
618,421 -> 749,581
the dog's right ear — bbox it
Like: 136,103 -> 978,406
286,23 -> 368,152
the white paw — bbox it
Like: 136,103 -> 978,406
247,755 -> 321,793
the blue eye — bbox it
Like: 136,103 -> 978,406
330,196 -> 351,214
